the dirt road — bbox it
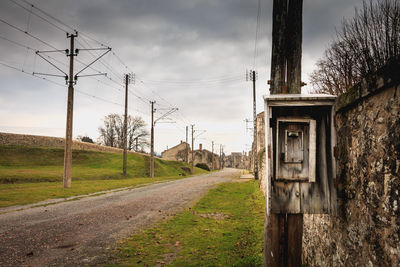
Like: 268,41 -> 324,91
0,168 -> 240,266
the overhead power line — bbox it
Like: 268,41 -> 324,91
253,0 -> 262,69
7,0 -> 68,33
0,17 -> 61,51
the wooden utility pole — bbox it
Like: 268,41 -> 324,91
150,101 -> 155,178
123,74 -> 129,176
35,32 -> 110,189
211,141 -> 214,171
191,124 -> 194,173
252,70 -> 258,180
186,126 -> 189,163
265,1 -> 304,266
63,32 -> 77,188
270,0 -> 288,94
286,0 -> 302,94
123,73 -> 134,176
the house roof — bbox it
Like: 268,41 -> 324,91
162,141 -> 189,153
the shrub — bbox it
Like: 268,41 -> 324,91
195,163 -> 210,171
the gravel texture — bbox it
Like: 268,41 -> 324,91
0,168 -> 240,266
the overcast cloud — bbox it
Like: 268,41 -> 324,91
0,0 -> 363,154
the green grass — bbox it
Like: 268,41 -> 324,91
0,145 -> 205,183
0,145 -> 207,208
108,181 -> 265,266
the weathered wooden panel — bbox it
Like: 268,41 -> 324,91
308,119 -> 316,182
300,115 -> 330,213
271,182 -> 300,213
284,129 -> 303,163
276,119 -> 310,181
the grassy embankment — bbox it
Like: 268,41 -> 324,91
108,180 -> 265,266
0,145 -> 207,208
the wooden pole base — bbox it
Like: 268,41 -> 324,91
265,214 -> 303,267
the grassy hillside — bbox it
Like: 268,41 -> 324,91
0,145 -> 207,208
0,145 -> 204,184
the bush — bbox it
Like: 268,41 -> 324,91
195,163 -> 210,171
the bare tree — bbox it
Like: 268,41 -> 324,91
127,116 -> 149,152
310,0 -> 400,95
98,114 -> 149,151
98,114 -> 118,147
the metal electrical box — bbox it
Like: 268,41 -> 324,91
264,94 -> 337,214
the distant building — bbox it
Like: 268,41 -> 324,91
223,152 -> 250,169
161,142 -> 220,170
161,141 -> 189,162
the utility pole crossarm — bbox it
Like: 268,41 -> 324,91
194,130 -> 206,139
154,108 -> 178,124
35,51 -> 68,77
74,47 -> 111,78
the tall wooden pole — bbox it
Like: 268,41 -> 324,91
270,0 -> 288,94
123,74 -> 128,176
252,70 -> 258,180
63,32 -> 77,188
265,1 -> 303,266
287,0 -> 303,94
150,101 -> 155,178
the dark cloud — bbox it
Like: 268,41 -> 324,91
0,0 -> 364,153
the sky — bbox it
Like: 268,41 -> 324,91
0,0 -> 363,155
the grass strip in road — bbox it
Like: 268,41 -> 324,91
107,180 -> 265,266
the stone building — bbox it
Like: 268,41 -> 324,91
189,144 -> 220,170
161,142 -> 220,170
251,111 -> 266,190
161,141 -> 189,162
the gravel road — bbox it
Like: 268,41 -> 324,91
0,168 -> 240,266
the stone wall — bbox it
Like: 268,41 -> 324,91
302,60 -> 400,266
256,112 -> 266,195
0,132 -> 147,156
